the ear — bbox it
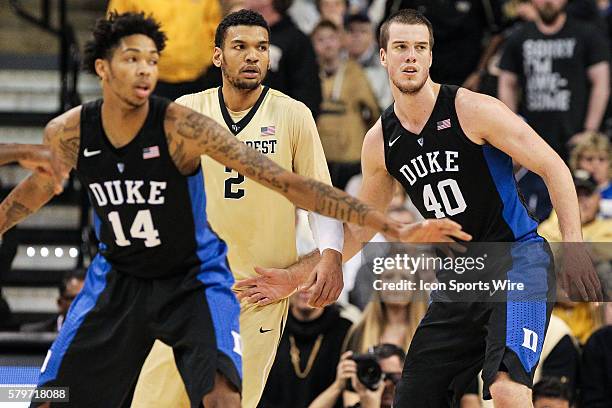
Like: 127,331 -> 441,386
380,47 -> 387,68
212,47 -> 223,68
94,58 -> 107,80
429,51 -> 433,68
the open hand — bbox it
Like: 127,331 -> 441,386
560,243 -> 602,301
234,266 -> 299,306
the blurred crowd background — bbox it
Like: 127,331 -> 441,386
1,0 -> 612,407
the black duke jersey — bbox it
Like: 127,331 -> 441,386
76,96 -> 226,277
382,85 -> 538,242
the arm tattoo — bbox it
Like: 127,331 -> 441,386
173,111 -> 289,190
45,119 -> 79,169
303,179 -> 372,225
165,129 -> 199,174
0,199 -> 32,233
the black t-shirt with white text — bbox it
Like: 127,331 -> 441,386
499,17 -> 609,159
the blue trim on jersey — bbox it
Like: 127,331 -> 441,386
93,212 -> 107,252
0,366 -> 40,385
482,146 -> 538,240
187,169 -> 242,378
38,253 -> 112,385
505,235 -> 550,372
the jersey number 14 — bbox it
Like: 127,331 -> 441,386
108,210 -> 161,247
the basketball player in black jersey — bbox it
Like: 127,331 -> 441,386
0,12 -> 464,408
239,8 -> 601,408
371,9 -> 599,408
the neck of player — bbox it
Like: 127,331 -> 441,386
101,96 -> 149,148
393,80 -> 440,132
222,83 -> 264,112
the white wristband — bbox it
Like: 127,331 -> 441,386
308,212 -> 344,254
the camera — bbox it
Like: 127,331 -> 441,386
347,353 -> 383,391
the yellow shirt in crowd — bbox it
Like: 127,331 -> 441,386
107,0 -> 220,83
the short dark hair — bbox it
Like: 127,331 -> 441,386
371,343 -> 406,365
215,9 -> 270,48
83,11 -> 166,76
379,8 -> 434,50
345,12 -> 371,30
311,19 -> 340,37
532,377 -> 572,402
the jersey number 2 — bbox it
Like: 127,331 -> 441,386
108,210 -> 161,247
224,167 -> 245,199
423,179 -> 467,218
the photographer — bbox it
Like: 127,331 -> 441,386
309,344 -> 404,408
533,377 -> 572,408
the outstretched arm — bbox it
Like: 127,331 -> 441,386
164,103 -> 400,235
457,89 -> 600,300
0,110 -> 78,235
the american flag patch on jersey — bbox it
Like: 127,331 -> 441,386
260,126 -> 276,136
143,146 -> 160,159
436,119 -> 451,130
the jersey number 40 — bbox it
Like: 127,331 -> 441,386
423,178 -> 467,218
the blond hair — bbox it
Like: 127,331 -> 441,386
569,131 -> 612,179
344,290 -> 428,353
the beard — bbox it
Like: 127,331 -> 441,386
391,72 -> 428,95
537,4 -> 562,25
222,65 -> 264,90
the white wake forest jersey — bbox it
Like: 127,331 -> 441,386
176,87 -> 332,280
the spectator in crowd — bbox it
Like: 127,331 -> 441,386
106,0 -> 222,101
317,0 -> 349,28
340,201 -> 415,306
344,266 -> 428,353
580,302 -> 612,408
569,131 -> 612,218
382,0 -> 505,89
260,289 -> 354,408
532,377 -> 572,408
345,13 -> 393,109
309,344 -> 405,408
498,0 -> 611,161
346,208 -> 420,309
312,20 -> 379,189
539,169 -> 612,243
244,0 -> 323,117
21,269 -> 85,333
